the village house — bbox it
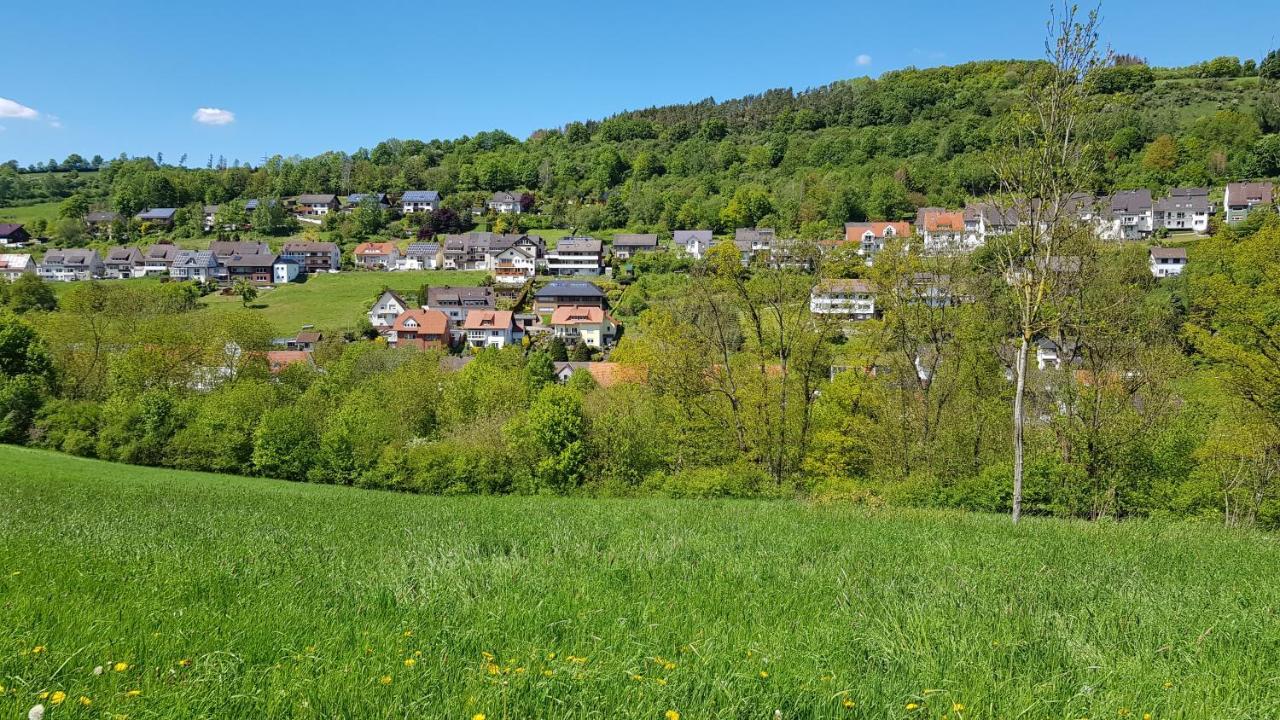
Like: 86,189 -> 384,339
611,233 -> 660,260
0,223 -> 32,248
735,228 -> 775,257
487,190 -> 524,214
440,232 -> 532,271
845,221 -> 911,259
169,250 -> 221,283
353,242 -> 400,269
134,207 -> 177,229
533,281 -> 606,314
280,241 -> 341,273
809,278 -> 876,320
85,211 -> 119,237
390,308 -> 450,350
1223,182 -> 1274,224
209,241 -> 271,260
202,205 -> 218,231
295,194 -> 339,216
463,309 -> 520,348
492,244 -> 537,285
545,237 -> 603,276
266,350 -> 314,374
102,246 -> 145,279
274,256 -> 300,284
552,361 -> 643,387
1153,188 -> 1211,233
344,193 -> 389,212
920,211 -> 970,254
963,203 -> 1019,247
401,190 -> 440,214
674,230 -> 713,259
141,244 -> 180,276
400,242 -> 440,270
1035,337 -> 1076,370
40,248 -> 103,282
368,289 -> 410,329
0,254 -> 35,281
1149,246 -> 1188,278
424,286 -> 496,338
1100,189 -> 1154,241
276,330 -> 323,352
221,253 -> 274,285
550,305 -> 618,349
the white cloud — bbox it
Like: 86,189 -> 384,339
47,115 -> 62,129
856,54 -> 872,66
193,107 -> 235,126
0,97 -> 39,120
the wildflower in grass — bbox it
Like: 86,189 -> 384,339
758,671 -> 769,679
93,666 -> 104,676
32,646 -> 45,654
403,658 -> 416,668
666,711 -> 681,720
403,630 -> 413,638
482,651 -> 494,661
546,652 -> 556,660
655,678 -> 667,686
486,663 -> 501,675
953,703 -> 965,712
514,667 -> 526,674
114,662 -> 129,673
414,650 -> 422,657
630,674 -> 644,682
178,659 -> 191,668
842,699 -> 855,709
126,690 -> 142,697
1143,715 -> 1152,720
472,715 -> 486,720
27,704 -> 43,720
664,661 -> 676,670
50,692 -> 66,705
77,696 -> 91,707
36,692 -> 48,700
906,703 -> 919,711
1162,682 -> 1172,689
305,645 -> 316,654
542,670 -> 554,677
1119,709 -> 1130,717
379,675 -> 393,685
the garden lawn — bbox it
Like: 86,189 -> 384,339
0,202 -> 61,227
198,269 -> 489,335
1,445 -> 1279,718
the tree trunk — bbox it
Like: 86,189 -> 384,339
1012,335 -> 1029,523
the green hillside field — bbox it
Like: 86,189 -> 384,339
1,445 -> 1278,718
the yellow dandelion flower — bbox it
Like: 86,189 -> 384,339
546,652 -> 556,660
379,675 -> 392,686
666,711 -> 681,720
32,646 -> 45,654
114,662 -> 129,673
906,703 -> 920,711
126,690 -> 142,697
305,645 -> 316,654
50,691 -> 66,705
953,703 -> 965,712
414,650 -> 422,657
542,669 -> 554,677
655,678 -> 668,686
630,674 -> 644,682
403,658 -> 416,668
78,696 -> 92,707
1119,710 -> 1130,718
843,699 -> 855,709
568,656 -> 587,664
514,667 -> 526,674
402,630 -> 413,638
1143,715 -> 1152,720
1162,681 -> 1172,689
178,659 -> 192,668
663,661 -> 677,671
758,670 -> 769,679
486,663 -> 500,676
473,715 -> 486,720
37,692 -> 49,700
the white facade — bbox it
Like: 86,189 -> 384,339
545,239 -> 603,276
0,254 -> 35,281
368,290 -> 408,328
810,279 -> 876,320
273,259 -> 300,284
492,246 -> 536,285
674,230 -> 713,259
1149,249 -> 1188,278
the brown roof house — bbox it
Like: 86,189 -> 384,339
390,308 -> 450,350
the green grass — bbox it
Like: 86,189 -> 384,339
0,201 -> 62,227
1,446 -> 1278,718
199,269 -> 489,335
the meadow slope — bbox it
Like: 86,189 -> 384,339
1,446 -> 1278,719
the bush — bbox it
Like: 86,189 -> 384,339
645,462 -> 768,499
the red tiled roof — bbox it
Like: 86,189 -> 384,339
550,305 -> 607,325
463,309 -> 514,330
923,211 -> 965,232
844,221 -> 911,242
266,351 -> 312,373
354,242 -> 398,255
393,308 -> 448,335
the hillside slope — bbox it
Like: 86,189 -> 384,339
2,446 -> 1278,718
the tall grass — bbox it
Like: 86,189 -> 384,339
1,446 -> 1277,718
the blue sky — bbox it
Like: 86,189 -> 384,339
2,0 -> 1277,166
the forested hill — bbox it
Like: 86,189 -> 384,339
5,57 -> 1280,237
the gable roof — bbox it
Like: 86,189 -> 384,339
354,242 -> 398,256
735,227 -> 776,243
425,285 -> 495,306
135,208 -> 177,221
0,254 -> 34,269
0,223 -> 26,237
463,309 -> 515,331
552,361 -> 643,387
490,190 -> 521,203
1150,246 -> 1188,260
1155,188 -> 1210,214
42,248 -> 99,265
844,221 -> 911,240
210,240 -> 271,257
551,305 -> 610,325
346,193 -> 387,205
223,253 -> 279,268
266,351 -> 313,373
282,241 -> 339,253
374,289 -> 408,308
402,190 -> 440,203
296,194 -> 337,204
172,250 -> 219,268
105,246 -> 144,263
673,229 -> 713,245
85,211 -> 119,224
922,211 -> 965,233
555,237 -> 602,253
1225,182 -> 1274,207
406,242 -> 440,256
144,244 -> 180,261
612,233 -> 659,249
1108,189 -> 1153,215
393,308 -> 449,335
816,278 -> 875,294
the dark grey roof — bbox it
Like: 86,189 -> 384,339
1225,182 -> 1274,207
223,253 -> 279,268
172,250 -> 219,268
612,233 -> 659,249
555,237 -> 602,253
406,242 -> 440,256
136,207 -> 177,220
489,190 -> 521,203
43,249 -> 99,265
1150,246 -> 1187,259
1108,189 -> 1152,216
346,193 -> 388,205
144,244 -> 179,261
534,281 -> 605,299
1155,188 -> 1209,214
105,246 -> 143,263
402,190 -> 440,203
426,285 -> 495,306
210,241 -> 271,257
296,194 -> 337,204
735,227 -> 776,243
282,241 -> 339,253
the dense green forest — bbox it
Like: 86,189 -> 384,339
4,54 -> 1280,241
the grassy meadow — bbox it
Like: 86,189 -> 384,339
1,447 -> 1279,718
0,201 -> 61,227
